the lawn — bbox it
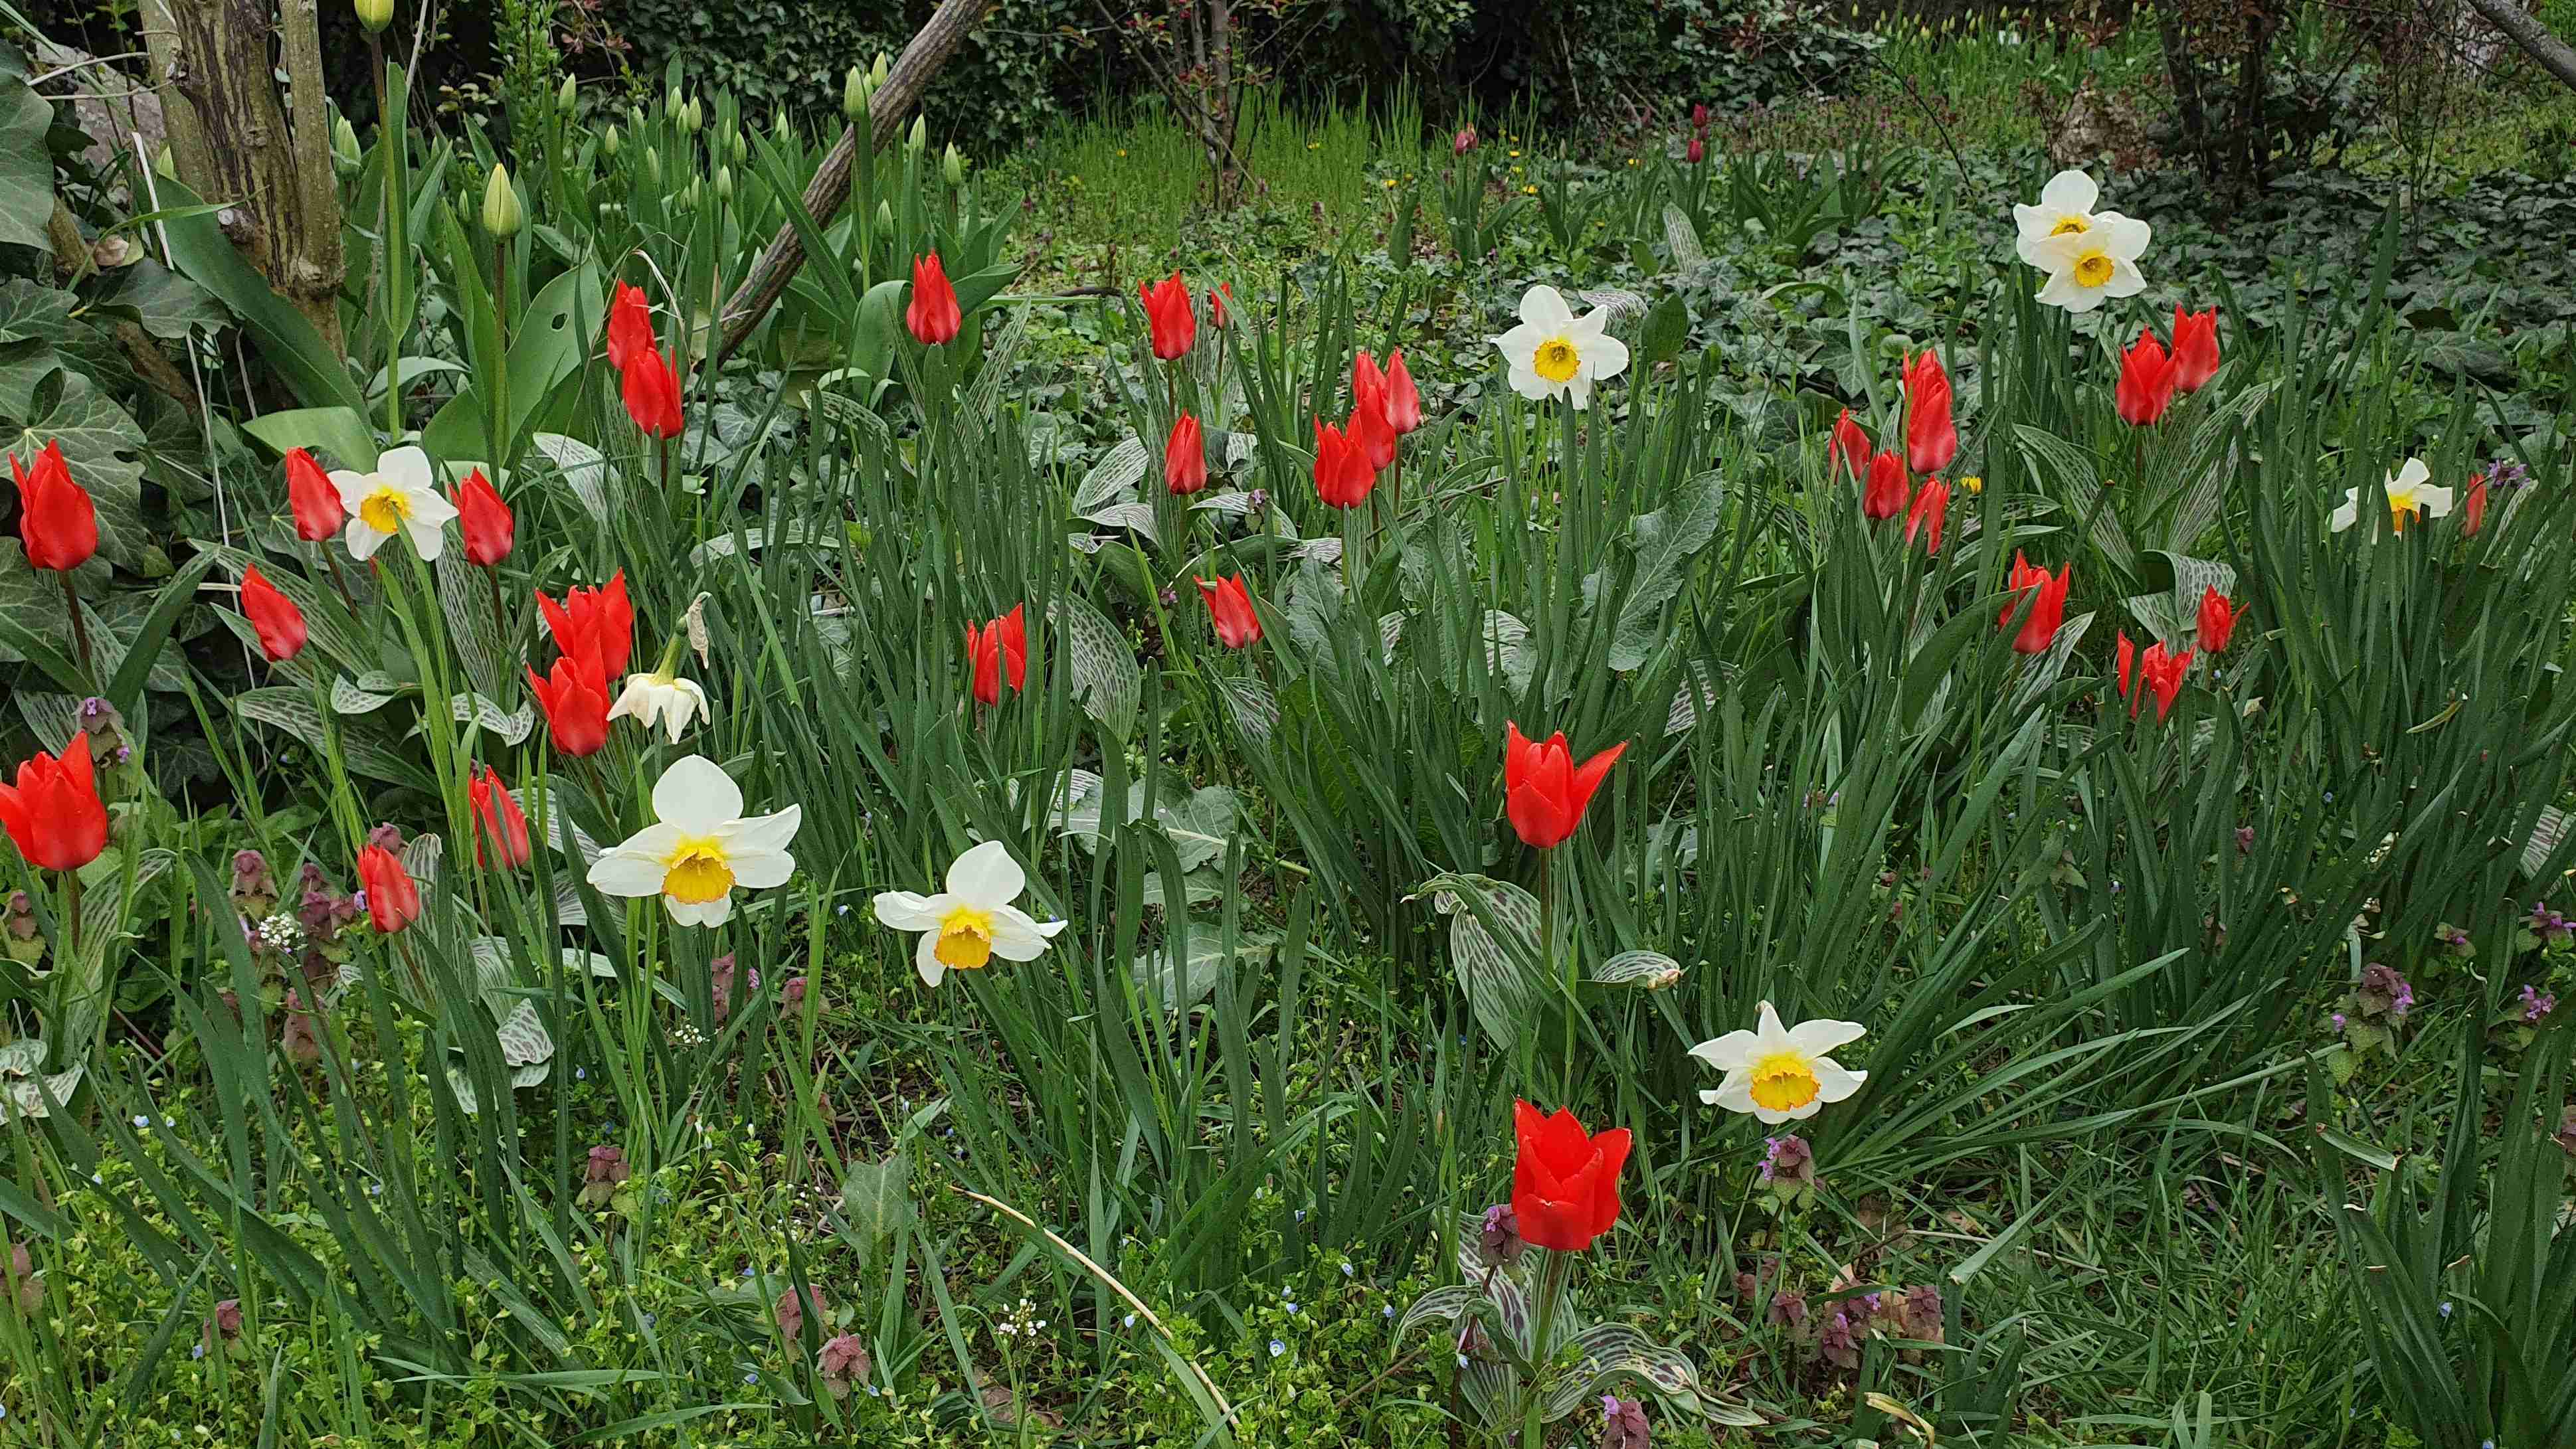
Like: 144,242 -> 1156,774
1,5 -> 2573,1448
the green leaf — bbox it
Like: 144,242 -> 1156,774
104,549 -> 218,715
0,278 -> 75,345
97,260 -> 225,341
150,175 -> 362,414
242,407 -> 380,471
1636,294 -> 1689,371
0,66 -> 55,252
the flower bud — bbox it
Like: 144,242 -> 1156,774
875,199 -> 893,234
713,165 -> 733,202
682,97 -> 703,135
643,147 -> 662,187
664,84 -> 682,118
844,65 -> 869,122
1453,127 -> 1478,156
942,143 -> 965,186
354,0 -> 393,33
332,116 -> 361,171
906,115 -> 925,153
602,124 -> 620,158
871,52 -> 891,85
481,163 -> 522,238
557,75 -> 578,114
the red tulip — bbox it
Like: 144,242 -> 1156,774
1454,127 -> 1479,156
965,604 -> 1028,706
1691,103 -> 1711,129
1685,135 -> 1705,165
526,653 -> 612,758
2140,640 -> 2192,722
2463,475 -> 2488,537
1862,448 -> 1909,523
2116,331 -> 2175,426
1902,351 -> 1958,475
240,566 -> 307,663
284,446 -> 343,543
1195,574 -> 1261,649
11,441 -> 96,573
2115,630 -> 2137,704
1829,408 -> 1871,481
907,252 -> 963,346
1206,283 -> 1232,330
2195,586 -> 2239,653
1906,477 -> 1950,555
0,732 -> 107,873
1162,414 -> 1208,496
536,571 -> 634,679
2169,305 -> 2220,394
606,280 -> 655,373
1311,418 -> 1375,510
1998,552 -> 2069,654
1511,1100 -> 1629,1252
1503,722 -> 1624,850
357,843 -> 421,933
452,469 -> 513,567
1384,349 -> 1424,434
1348,385 -> 1398,475
1138,272 -> 1196,361
622,345 -> 684,440
468,766 -> 531,870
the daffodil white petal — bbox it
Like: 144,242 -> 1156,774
914,934 -> 948,987
587,849 -> 671,896
873,890 -> 947,932
989,904 -> 1065,960
2330,489 -> 2362,532
1786,1018 -> 1867,1056
1518,285 -> 1575,329
652,756 -> 743,834
722,806 -> 802,861
344,517 -> 388,561
668,894 -> 732,928
947,839 -> 1024,904
377,446 -> 435,491
1708,1077 -> 1757,1113
1689,1029 -> 1759,1072
1814,1060 -> 1867,1101
2389,458 -> 2431,491
2415,484 -> 2456,518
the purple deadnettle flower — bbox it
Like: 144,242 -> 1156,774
1596,1393 -> 1651,1449
579,1144 -> 629,1208
1477,1203 -> 1524,1266
774,1284 -> 826,1343
2522,983 -> 2557,1023
818,1332 -> 873,1399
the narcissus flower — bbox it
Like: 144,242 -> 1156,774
1510,1100 -> 1629,1252
2195,586 -> 2239,653
1491,285 -> 1629,410
239,566 -> 306,663
906,252 -> 962,345
1999,552 -> 2069,653
1164,414 -> 1206,495
468,766 -> 532,869
357,844 -> 420,933
12,441 -> 96,573
1828,408 -> 1871,481
2115,331 -> 2175,426
1503,722 -> 1625,849
2013,169 -> 2113,264
2330,458 -> 2452,534
965,604 -> 1028,705
1861,449 -> 1908,522
329,445 -> 458,563
872,839 -> 1068,987
452,468 -> 513,566
2019,173 -> 2150,313
605,280 -> 655,372
608,667 -> 710,742
1195,574 -> 1261,649
1383,349 -> 1424,433
1691,1001 -> 1869,1124
2169,305 -> 2220,392
527,653 -> 613,757
1902,351 -> 1957,473
1138,272 -> 1196,360
0,733 -> 107,872
589,755 -> 802,928
1311,418 -> 1375,509
1905,477 -> 1950,555
622,345 -> 685,440
537,572 -> 634,679
284,447 -> 343,542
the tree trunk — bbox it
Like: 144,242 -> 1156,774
143,0 -> 346,353
2464,0 -> 2576,90
713,0 -> 998,363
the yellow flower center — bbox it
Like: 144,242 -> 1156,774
2385,487 -> 2422,533
2048,214 -> 2088,237
1747,1051 -> 1821,1113
1960,475 -> 1984,495
934,904 -> 997,970
1532,337 -> 1582,384
661,835 -> 735,905
359,485 -> 412,535
2072,251 -> 2114,288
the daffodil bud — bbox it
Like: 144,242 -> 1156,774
354,0 -> 393,33
729,129 -> 747,165
481,163 -> 521,238
682,97 -> 703,135
332,116 -> 361,170
942,143 -> 964,186
843,65 -> 868,122
643,146 -> 662,187
602,124 -> 620,158
875,199 -> 893,234
664,84 -> 682,118
713,165 -> 732,202
871,52 -> 891,85
557,75 -> 577,114
906,115 -> 925,153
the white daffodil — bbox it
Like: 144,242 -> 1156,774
608,671 -> 709,743
329,445 -> 458,562
1489,284 -> 1629,410
2028,213 -> 2152,314
872,839 -> 1068,987
2330,457 -> 2452,534
1690,1000 -> 1869,1124
2014,169 -> 2113,268
587,755 -> 800,928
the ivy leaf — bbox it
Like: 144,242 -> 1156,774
0,67 -> 54,253
99,260 -> 226,341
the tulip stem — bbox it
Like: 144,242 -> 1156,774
1544,848 -> 1572,1102
1520,1246 -> 1572,1448
62,574 -> 94,683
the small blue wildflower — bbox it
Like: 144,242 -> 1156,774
1455,1352 -> 1467,1367
744,1370 -> 759,1385
132,1114 -> 149,1128
642,1313 -> 656,1328
2439,1302 -> 2453,1318
1383,1304 -> 1395,1318
191,1343 -> 205,1360
161,1116 -> 174,1127
1123,1313 -> 1137,1328
575,1066 -> 586,1080
1294,1209 -> 1305,1222
1340,1262 -> 1354,1276
1269,1339 -> 1285,1358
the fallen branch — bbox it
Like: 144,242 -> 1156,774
2464,0 -> 2576,90
711,0 -> 995,365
